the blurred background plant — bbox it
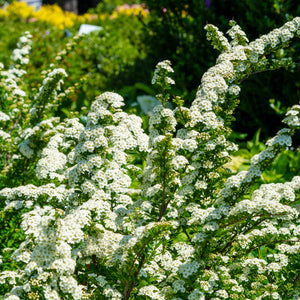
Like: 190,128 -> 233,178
0,0 -> 153,114
143,0 -> 300,143
0,0 -> 299,161
1,0 -> 299,143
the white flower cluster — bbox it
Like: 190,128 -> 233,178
11,31 -> 32,65
0,111 -> 10,123
1,67 -> 27,97
283,104 -> 300,127
230,177 -> 300,219
205,24 -> 232,53
0,36 -> 30,144
2,18 -> 300,300
68,92 -> 148,195
138,285 -> 164,300
30,68 -> 68,120
36,118 -> 84,181
151,60 -> 175,85
17,117 -> 62,160
227,23 -> 249,46
0,183 -> 74,210
0,111 -> 11,140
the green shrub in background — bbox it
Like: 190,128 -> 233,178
143,0 -> 300,140
0,0 -> 151,116
68,12 -> 150,102
229,129 -> 300,185
2,0 -> 300,142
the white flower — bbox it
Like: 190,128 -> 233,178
12,88 -> 26,97
188,290 -> 205,300
172,280 -> 186,293
152,60 -> 174,85
182,139 -> 197,152
171,155 -> 189,170
228,84 -> 241,95
138,285 -> 164,300
0,111 -> 10,122
0,130 -> 10,140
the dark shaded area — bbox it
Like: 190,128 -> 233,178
78,0 -> 101,14
141,0 -> 300,142
42,0 -> 101,14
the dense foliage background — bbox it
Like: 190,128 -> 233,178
1,0 -> 300,139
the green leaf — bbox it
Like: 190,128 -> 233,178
173,232 -> 188,243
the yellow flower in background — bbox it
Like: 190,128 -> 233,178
99,13 -> 107,21
0,1 -> 150,29
33,4 -> 77,29
0,9 -> 5,18
78,13 -> 96,23
110,4 -> 149,19
0,1 -> 92,29
2,1 -> 34,19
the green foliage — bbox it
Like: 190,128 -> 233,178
70,16 -> 149,100
0,1 -> 150,116
91,0 -> 143,14
0,209 -> 26,272
231,129 -> 300,185
1,0 -> 300,140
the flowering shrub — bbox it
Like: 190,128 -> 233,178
0,0 -> 152,106
109,3 -> 149,19
1,17 -> 300,300
0,31 -> 82,187
0,1 -> 92,29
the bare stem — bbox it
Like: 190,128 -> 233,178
239,62 -> 300,84
9,114 -> 22,135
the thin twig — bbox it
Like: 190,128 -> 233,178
239,62 -> 300,83
9,114 -> 22,135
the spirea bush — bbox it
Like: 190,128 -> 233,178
0,1 -> 151,111
1,17 -> 300,300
